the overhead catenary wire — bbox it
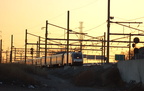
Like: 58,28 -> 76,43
114,16 -> 144,22
47,22 -> 103,39
70,0 -> 99,11
114,22 -> 144,33
84,22 -> 106,32
126,16 -> 144,21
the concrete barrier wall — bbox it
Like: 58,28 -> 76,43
117,59 -> 144,83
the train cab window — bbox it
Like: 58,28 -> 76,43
73,53 -> 82,59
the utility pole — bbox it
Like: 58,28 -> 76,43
45,20 -> 48,65
10,35 -> 13,63
101,38 -> 104,63
25,29 -> 27,64
36,41 -> 39,58
129,33 -> 131,60
107,0 -> 110,63
67,11 -> 70,65
14,48 -> 16,61
38,36 -> 41,58
6,50 -> 8,63
0,31 -> 2,63
104,32 -> 106,63
79,22 -> 83,52
0,39 -> 2,63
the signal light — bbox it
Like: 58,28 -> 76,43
30,48 -> 34,55
132,43 -> 135,48
133,37 -> 140,43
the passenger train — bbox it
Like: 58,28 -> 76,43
15,51 -> 83,67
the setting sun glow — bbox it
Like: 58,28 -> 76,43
1,0 -> 144,63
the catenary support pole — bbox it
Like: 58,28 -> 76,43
129,33 -> 131,60
104,32 -> 106,63
0,39 -> 2,63
67,11 -> 70,65
25,29 -> 27,64
10,35 -> 13,63
45,20 -> 48,65
107,0 -> 110,63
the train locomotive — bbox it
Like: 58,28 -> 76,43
16,51 -> 83,67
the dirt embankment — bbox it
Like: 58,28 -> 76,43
0,63 -> 144,91
47,64 -> 144,91
48,65 -> 123,87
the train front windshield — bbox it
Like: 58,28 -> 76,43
73,53 -> 82,59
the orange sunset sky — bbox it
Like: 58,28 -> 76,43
0,0 -> 144,61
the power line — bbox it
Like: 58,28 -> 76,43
84,22 -> 106,32
70,0 -> 99,11
126,16 -> 144,21
114,16 -> 144,21
49,12 -> 66,20
27,22 -> 45,30
47,22 -> 102,39
114,22 -> 144,33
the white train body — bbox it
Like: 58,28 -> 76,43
15,52 -> 83,66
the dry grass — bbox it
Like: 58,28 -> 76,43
0,63 -> 48,85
